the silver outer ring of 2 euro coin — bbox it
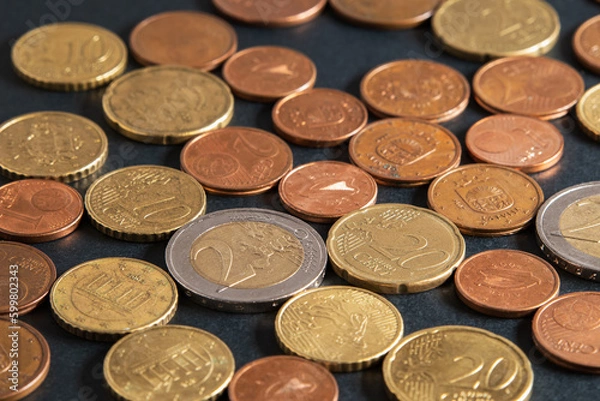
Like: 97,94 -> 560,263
165,208 -> 328,312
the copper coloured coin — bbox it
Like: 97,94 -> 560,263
533,292 -> 600,373
0,179 -> 83,243
278,161 -> 378,223
361,59 -> 469,122
574,15 -> 600,75
473,57 -> 584,119
0,318 -> 50,400
466,114 -> 564,173
213,0 -> 326,27
222,46 -> 316,102
229,355 -> 338,401
272,88 -> 368,147
349,118 -> 461,186
0,241 -> 57,315
455,249 -> 560,318
330,0 -> 440,29
180,126 -> 293,195
129,11 -> 237,71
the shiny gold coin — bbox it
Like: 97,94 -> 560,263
0,111 -> 108,182
275,286 -> 404,372
327,204 -> 465,294
383,325 -> 534,401
85,165 -> 207,242
50,257 -> 177,341
102,66 -> 234,144
577,83 -> 600,141
432,0 -> 560,61
12,22 -> 127,91
104,325 -> 235,400
428,164 -> 544,236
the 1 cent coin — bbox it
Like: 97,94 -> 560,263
272,88 -> 368,147
465,114 -> 564,173
222,46 -> 316,102
330,0 -> 440,29
0,179 -> 83,243
228,355 -> 338,401
0,241 -> 57,316
213,0 -> 326,27
181,127 -> 293,196
360,60 -> 469,122
129,11 -> 237,71
532,292 -> 600,373
573,15 -> 600,75
455,249 -> 560,318
278,161 -> 378,223
473,57 -> 584,120
349,118 -> 461,186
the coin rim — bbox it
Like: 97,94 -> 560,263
212,0 -> 327,27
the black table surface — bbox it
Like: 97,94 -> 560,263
2,1 -> 600,400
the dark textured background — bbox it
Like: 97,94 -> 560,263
1,1 -> 599,400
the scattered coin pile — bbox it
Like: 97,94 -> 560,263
1,1 -> 600,400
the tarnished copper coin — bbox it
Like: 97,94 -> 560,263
0,179 -> 83,243
213,0 -> 326,27
330,0 -> 440,29
0,318 -> 51,400
181,126 -> 293,195
573,15 -> 600,75
349,118 -> 461,186
428,164 -> 545,236
129,11 -> 237,71
222,46 -> 316,102
533,292 -> 600,373
0,241 -> 56,316
278,161 -> 378,223
455,249 -> 560,318
473,57 -> 584,120
361,60 -> 469,122
465,114 -> 564,173
228,355 -> 339,401
272,88 -> 368,147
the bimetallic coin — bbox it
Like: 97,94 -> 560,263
85,165 -> 206,242
104,325 -> 234,400
102,66 -> 233,144
275,286 -> 403,372
532,292 -> 600,373
11,22 -> 127,91
166,208 -> 327,312
465,114 -> 564,173
432,0 -> 559,60
576,83 -> 600,141
0,242 -> 56,316
0,319 -> 51,401
272,88 -> 368,147
180,127 -> 293,196
228,355 -> 339,401
349,118 -> 461,186
0,111 -> 108,182
129,11 -> 237,71
383,326 -> 533,401
327,204 -> 465,294
573,15 -> 600,75
536,181 -> 600,282
428,164 -> 544,236
50,257 -> 178,341
222,46 -> 316,102
360,60 -> 469,123
455,250 -> 560,318
0,179 -> 83,243
473,57 -> 584,120
279,161 -> 378,223
213,0 -> 326,27
330,0 -> 440,29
